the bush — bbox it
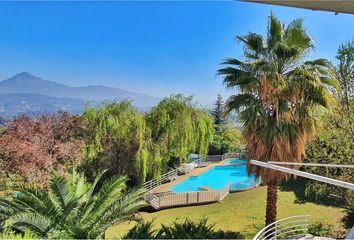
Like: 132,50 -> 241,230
308,222 -> 332,237
0,230 -> 37,239
123,218 -> 244,239
123,220 -> 156,239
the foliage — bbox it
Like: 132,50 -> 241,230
218,13 -> 337,225
0,230 -> 37,239
343,192 -> 354,228
303,106 -> 353,228
146,95 -> 214,167
0,113 -> 85,186
308,222 -> 333,237
208,127 -> 243,155
82,100 -> 153,184
220,127 -> 243,152
336,40 -> 354,136
0,169 -> 146,239
211,94 -> 226,132
82,97 -> 214,184
122,220 -> 156,239
123,218 -> 244,239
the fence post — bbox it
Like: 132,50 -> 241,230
186,193 -> 189,204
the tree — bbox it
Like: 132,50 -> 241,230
218,14 -> 336,225
0,169 -> 146,239
219,127 -> 243,153
208,127 -> 244,155
304,110 -> 353,202
336,40 -> 354,136
303,105 -> 354,228
146,95 -> 214,169
81,100 -> 151,185
0,113 -> 85,186
211,94 -> 226,131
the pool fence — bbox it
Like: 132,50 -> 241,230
144,184 -> 231,209
142,152 -> 247,209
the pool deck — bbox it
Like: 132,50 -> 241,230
149,159 -> 231,194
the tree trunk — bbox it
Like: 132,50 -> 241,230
265,178 -> 279,226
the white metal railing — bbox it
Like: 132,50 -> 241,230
142,152 -> 247,192
146,184 -> 231,209
143,152 -> 251,209
142,157 -> 205,191
253,215 -> 309,240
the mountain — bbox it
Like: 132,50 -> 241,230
0,72 -> 159,106
0,72 -> 160,117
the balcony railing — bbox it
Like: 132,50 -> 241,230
253,215 -> 309,240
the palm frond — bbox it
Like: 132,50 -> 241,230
81,175 -> 128,223
236,33 -> 264,54
225,94 -> 258,113
5,212 -> 51,237
48,175 -> 74,211
10,185 -> 57,218
267,13 -> 284,47
87,188 -> 147,238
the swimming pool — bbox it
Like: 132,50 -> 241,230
170,159 -> 260,193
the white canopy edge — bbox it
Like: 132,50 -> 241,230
267,161 -> 354,168
240,0 -> 354,15
250,160 -> 354,190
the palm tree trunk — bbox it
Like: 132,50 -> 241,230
265,178 -> 279,226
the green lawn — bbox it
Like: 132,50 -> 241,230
107,183 -> 346,238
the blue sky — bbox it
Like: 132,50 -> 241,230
0,1 -> 353,105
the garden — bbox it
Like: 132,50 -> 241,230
0,13 -> 353,239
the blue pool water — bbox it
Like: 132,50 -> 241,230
170,159 -> 260,193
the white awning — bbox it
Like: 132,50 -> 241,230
242,0 -> 354,15
250,160 -> 354,190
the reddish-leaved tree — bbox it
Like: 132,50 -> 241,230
0,113 -> 85,186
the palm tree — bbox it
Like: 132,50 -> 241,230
0,169 -> 146,239
218,14 -> 337,226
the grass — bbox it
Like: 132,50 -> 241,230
106,181 -> 346,239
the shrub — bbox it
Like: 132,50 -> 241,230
0,230 -> 37,239
308,222 -> 332,237
122,220 -> 156,239
123,218 -> 244,239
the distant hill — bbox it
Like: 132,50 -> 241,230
0,93 -> 89,117
0,72 -> 160,117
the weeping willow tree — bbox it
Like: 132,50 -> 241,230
81,100 -> 151,185
146,95 -> 214,172
81,97 -> 214,185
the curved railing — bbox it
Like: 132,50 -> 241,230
142,153 -> 245,191
253,215 -> 309,240
142,152 -> 246,191
142,157 -> 204,191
